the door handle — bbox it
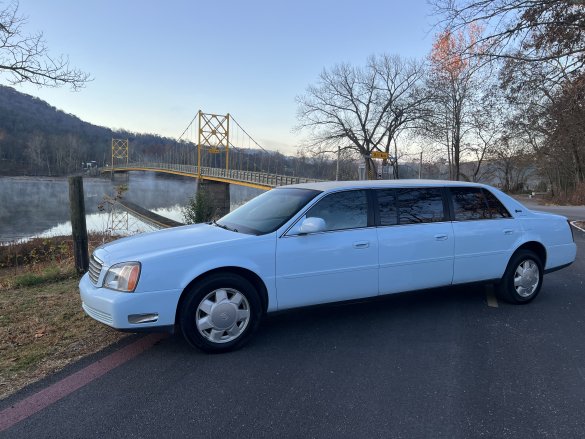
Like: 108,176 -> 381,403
503,229 -> 514,235
353,241 -> 369,249
434,234 -> 448,241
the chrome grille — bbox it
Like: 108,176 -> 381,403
88,255 -> 103,285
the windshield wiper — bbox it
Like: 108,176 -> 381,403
212,220 -> 238,233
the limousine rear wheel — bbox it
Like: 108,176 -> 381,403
497,250 -> 543,304
179,273 -> 262,353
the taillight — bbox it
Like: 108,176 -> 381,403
568,220 -> 575,242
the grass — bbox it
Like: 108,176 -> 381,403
14,265 -> 70,288
0,269 -> 127,399
0,235 -> 128,400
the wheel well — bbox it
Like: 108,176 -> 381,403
516,241 -> 547,267
175,267 -> 269,325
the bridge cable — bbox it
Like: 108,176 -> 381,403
229,116 -> 269,153
177,110 -> 200,142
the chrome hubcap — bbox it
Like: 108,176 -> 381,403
196,288 -> 250,344
514,259 -> 539,298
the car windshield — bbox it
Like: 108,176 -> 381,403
216,188 -> 320,235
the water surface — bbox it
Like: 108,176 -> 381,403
0,173 -> 262,243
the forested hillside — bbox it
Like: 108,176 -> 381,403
0,85 -> 186,176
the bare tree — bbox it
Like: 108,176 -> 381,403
546,73 -> 585,186
420,25 -> 487,180
490,134 -> 534,192
296,55 -> 426,179
463,84 -> 509,182
431,0 -> 585,83
0,1 -> 90,89
24,132 -> 44,174
502,56 -> 585,195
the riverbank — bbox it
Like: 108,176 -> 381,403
0,235 -> 127,399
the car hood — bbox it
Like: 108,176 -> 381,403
94,223 -> 249,264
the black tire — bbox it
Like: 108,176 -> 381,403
179,273 -> 263,353
497,250 -> 543,304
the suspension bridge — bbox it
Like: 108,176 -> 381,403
104,111 -> 322,192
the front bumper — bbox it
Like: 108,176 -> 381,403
79,273 -> 182,331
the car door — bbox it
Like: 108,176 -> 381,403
376,187 -> 455,295
449,187 -> 521,284
275,189 -> 379,310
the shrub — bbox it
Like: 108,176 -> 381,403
182,190 -> 213,224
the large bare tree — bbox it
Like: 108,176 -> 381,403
296,54 -> 426,179
0,1 -> 89,89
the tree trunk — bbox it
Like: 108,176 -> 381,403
366,157 -> 378,180
572,145 -> 584,183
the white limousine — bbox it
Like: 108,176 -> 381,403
80,180 -> 577,352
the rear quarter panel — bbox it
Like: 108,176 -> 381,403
520,214 -> 577,270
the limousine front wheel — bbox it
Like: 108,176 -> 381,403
179,273 -> 262,353
498,250 -> 543,304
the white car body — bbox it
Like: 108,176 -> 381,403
80,180 -> 577,339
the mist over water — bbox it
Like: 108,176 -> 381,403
0,173 -> 262,243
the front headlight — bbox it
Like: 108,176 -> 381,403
103,262 -> 141,292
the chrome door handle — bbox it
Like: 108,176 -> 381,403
434,234 -> 448,241
503,229 -> 514,235
353,241 -> 369,249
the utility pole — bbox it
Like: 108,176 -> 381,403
68,176 -> 89,275
336,145 -> 340,181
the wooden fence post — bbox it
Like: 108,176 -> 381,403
68,176 -> 89,275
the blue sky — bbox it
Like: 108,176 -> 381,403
11,0 -> 435,153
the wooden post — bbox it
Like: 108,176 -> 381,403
68,176 -> 89,275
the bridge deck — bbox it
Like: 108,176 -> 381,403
102,163 -> 321,190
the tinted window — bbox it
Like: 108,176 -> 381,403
397,188 -> 445,224
377,189 -> 398,226
451,188 -> 489,221
483,190 -> 512,218
306,190 -> 368,231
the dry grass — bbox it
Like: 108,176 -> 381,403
0,235 -> 129,399
548,182 -> 585,206
0,270 -> 127,399
0,233 -> 112,270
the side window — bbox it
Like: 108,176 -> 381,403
377,189 -> 398,226
451,188 -> 489,221
483,189 -> 512,218
397,188 -> 445,224
305,190 -> 368,232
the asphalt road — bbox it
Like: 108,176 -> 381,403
2,232 -> 584,438
515,196 -> 585,221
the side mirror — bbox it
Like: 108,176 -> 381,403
299,217 -> 326,234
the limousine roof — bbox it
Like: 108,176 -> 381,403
286,179 -> 490,192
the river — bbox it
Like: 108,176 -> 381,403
0,173 -> 262,243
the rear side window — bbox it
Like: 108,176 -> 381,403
377,188 -> 446,225
483,190 -> 512,218
398,189 -> 445,224
451,188 -> 488,221
306,190 -> 368,231
450,187 -> 511,221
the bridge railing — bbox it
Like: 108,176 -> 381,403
108,162 -> 322,188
